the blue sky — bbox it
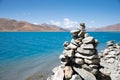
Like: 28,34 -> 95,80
0,0 -> 120,28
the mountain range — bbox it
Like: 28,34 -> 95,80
0,18 -> 66,31
0,18 -> 120,32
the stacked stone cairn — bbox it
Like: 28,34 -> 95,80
47,23 -> 111,80
99,40 -> 120,80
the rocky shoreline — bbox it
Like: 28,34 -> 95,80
99,40 -> 120,80
26,23 -> 120,80
47,23 -> 120,80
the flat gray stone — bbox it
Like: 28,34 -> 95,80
71,39 -> 78,46
84,58 -> 100,64
84,33 -> 89,38
70,30 -> 80,37
90,68 -> 98,75
103,49 -> 109,55
78,23 -> 86,30
82,64 -> 92,71
67,43 -> 78,49
70,74 -> 82,80
106,58 -> 115,63
73,67 -> 97,80
95,39 -> 99,44
89,64 -> 99,69
52,65 -> 65,74
70,30 -> 80,34
107,40 -> 114,46
100,68 -> 111,76
82,37 -> 94,44
78,31 -> 85,37
105,54 -> 115,58
47,75 -> 53,80
77,47 -> 95,55
109,51 -> 116,55
63,41 -> 69,47
52,67 -> 64,80
74,58 -> 84,65
59,54 -> 65,60
75,53 -> 99,59
81,44 -> 95,50
52,66 -> 59,74
63,49 -> 74,57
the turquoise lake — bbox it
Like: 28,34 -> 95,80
0,32 -> 120,80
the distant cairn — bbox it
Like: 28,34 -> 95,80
47,23 -> 111,80
99,40 -> 120,80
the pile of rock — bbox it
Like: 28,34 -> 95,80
47,23 -> 110,80
99,40 -> 120,62
99,41 -> 120,80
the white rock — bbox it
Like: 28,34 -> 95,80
63,49 -> 74,57
77,47 -> 95,55
75,53 -> 99,59
105,54 -> 115,58
81,44 -> 95,50
106,58 -> 115,63
70,30 -> 80,34
103,49 -> 109,55
78,23 -> 86,30
95,39 -> 99,44
100,68 -> 111,76
67,43 -> 78,49
84,33 -> 89,38
70,30 -> 80,37
63,41 -> 69,47
71,39 -> 78,46
89,64 -> 99,68
84,58 -> 100,64
59,54 -> 65,59
47,75 -> 53,80
78,31 -> 85,37
82,37 -> 94,44
82,64 -> 92,71
107,40 -> 114,46
52,65 -> 65,74
73,67 -> 97,80
70,74 -> 82,80
52,66 -> 59,73
109,51 -> 116,55
52,67 -> 64,80
90,68 -> 98,75
75,58 -> 84,65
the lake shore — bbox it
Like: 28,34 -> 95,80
25,53 -> 60,80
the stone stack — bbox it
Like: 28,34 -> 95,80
99,41 -> 120,80
100,40 -> 120,62
47,23 -> 110,80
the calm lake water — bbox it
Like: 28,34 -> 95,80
0,32 -> 120,80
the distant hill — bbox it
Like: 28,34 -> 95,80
95,23 -> 120,32
0,18 -> 67,31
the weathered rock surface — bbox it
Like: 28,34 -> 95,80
99,40 -> 120,80
64,66 -> 73,79
47,23 -> 112,80
70,74 -> 82,80
73,67 -> 97,80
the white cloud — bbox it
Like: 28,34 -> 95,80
63,18 -> 78,28
50,20 -> 61,26
49,18 -> 78,29
33,22 -> 39,25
